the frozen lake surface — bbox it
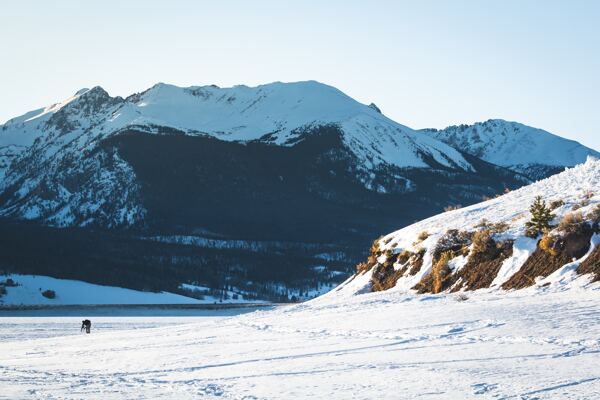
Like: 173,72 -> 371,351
1,291 -> 600,399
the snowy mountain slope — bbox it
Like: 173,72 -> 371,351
0,90 -> 90,180
119,81 -> 473,171
336,157 -> 600,296
420,119 -> 600,179
0,81 -> 486,228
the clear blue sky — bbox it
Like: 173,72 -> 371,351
1,0 -> 598,149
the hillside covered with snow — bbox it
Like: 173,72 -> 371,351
337,156 -> 600,297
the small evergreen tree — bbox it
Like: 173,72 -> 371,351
525,196 -> 554,238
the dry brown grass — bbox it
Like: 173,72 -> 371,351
549,199 -> 565,210
587,204 -> 600,228
432,251 -> 453,293
451,239 -> 513,292
356,262 -> 370,274
557,211 -> 585,234
539,233 -> 558,256
407,248 -> 426,276
504,228 -> 593,290
471,229 -> 494,257
417,230 -> 429,242
370,249 -> 403,292
433,229 -> 472,261
577,245 -> 600,281
397,249 -> 413,265
474,219 -> 509,234
444,204 -> 462,212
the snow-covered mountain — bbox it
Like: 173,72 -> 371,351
420,119 -> 600,180
0,81 -> 593,301
0,81 -> 471,182
336,157 -> 600,297
0,81 -> 493,227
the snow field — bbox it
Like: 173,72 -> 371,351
1,287 -> 600,399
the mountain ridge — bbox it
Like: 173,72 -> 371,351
419,119 -> 599,179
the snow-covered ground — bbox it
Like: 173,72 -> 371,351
1,285 -> 600,399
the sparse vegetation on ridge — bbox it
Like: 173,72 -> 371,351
525,196 -> 554,238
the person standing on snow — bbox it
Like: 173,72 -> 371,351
81,319 -> 92,334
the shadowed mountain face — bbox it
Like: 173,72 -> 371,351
103,126 -> 526,242
0,81 -> 591,301
0,124 -> 527,300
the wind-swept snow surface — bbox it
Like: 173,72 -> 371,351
1,288 -> 600,399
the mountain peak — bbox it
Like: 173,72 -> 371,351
368,103 -> 382,114
420,119 -> 599,179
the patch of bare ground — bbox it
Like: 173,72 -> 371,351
413,229 -> 471,293
370,249 -> 400,292
370,248 -> 426,292
406,249 -> 425,276
577,246 -> 600,282
450,239 -> 513,291
413,251 -> 452,294
360,233 -> 428,292
502,228 -> 593,290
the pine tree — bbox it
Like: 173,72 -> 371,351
525,196 -> 554,238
